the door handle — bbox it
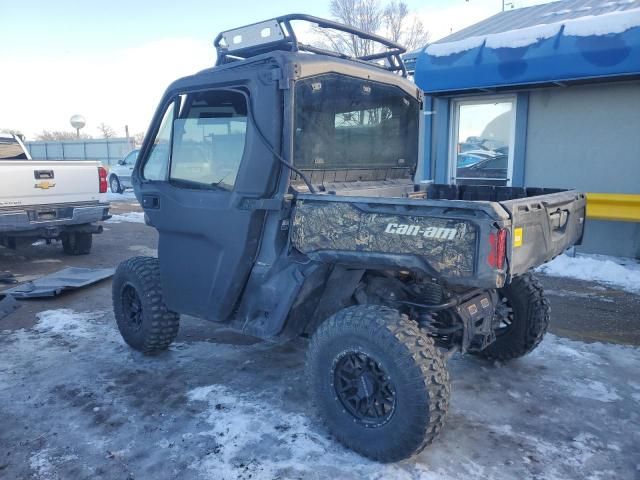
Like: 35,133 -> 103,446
34,170 -> 54,179
549,209 -> 569,230
142,195 -> 160,209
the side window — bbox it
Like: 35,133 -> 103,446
123,150 -> 138,165
170,90 -> 248,190
143,102 -> 176,180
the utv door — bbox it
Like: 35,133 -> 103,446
134,88 -> 277,321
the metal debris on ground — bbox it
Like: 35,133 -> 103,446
0,294 -> 20,319
1,267 -> 115,299
0,271 -> 17,284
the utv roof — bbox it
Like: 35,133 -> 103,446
213,13 -> 408,76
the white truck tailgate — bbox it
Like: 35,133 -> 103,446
0,161 -> 105,207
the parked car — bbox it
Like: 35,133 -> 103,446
108,149 -> 139,193
0,133 -> 110,254
456,149 -> 499,168
456,152 -> 509,185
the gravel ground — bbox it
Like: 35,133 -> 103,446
1,194 -> 639,479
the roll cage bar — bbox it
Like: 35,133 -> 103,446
214,13 -> 408,76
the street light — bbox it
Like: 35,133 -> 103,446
70,115 -> 86,138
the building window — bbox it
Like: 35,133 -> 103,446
449,96 -> 516,186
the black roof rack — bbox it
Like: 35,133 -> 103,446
213,13 -> 408,76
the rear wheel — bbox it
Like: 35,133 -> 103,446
306,305 -> 450,462
61,231 -> 92,255
110,175 -> 123,194
479,273 -> 550,361
112,256 -> 180,354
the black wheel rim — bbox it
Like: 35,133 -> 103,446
332,351 -> 396,428
122,284 -> 143,332
495,294 -> 514,336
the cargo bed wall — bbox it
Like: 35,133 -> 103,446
425,184 -> 586,277
290,195 -> 510,288
501,190 -> 586,275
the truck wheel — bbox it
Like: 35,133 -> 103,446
479,273 -> 550,361
62,231 -> 92,255
112,256 -> 180,354
306,305 -> 450,462
110,175 -> 123,194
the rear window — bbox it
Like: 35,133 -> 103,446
0,138 -> 28,160
294,74 -> 419,172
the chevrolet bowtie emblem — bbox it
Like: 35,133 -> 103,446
34,180 -> 56,190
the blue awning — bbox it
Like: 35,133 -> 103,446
414,23 -> 640,94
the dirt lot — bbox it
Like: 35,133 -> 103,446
1,194 -> 639,479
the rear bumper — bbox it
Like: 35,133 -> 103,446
0,203 -> 111,236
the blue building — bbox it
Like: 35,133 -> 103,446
408,0 -> 640,258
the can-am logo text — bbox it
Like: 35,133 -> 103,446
384,223 -> 458,240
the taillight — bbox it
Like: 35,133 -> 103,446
98,166 -> 108,193
488,228 -> 507,270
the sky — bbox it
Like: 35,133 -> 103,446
0,0 -> 554,139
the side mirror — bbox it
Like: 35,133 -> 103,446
118,159 -> 125,166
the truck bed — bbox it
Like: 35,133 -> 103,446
290,184 -> 585,288
0,160 -> 106,208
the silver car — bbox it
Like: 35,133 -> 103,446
109,149 -> 139,193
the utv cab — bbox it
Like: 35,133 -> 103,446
112,14 -> 585,462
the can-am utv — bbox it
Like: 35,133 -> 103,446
112,14 -> 585,462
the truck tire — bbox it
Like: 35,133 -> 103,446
62,231 -> 92,255
110,175 -> 123,194
112,256 -> 180,354
479,273 -> 550,361
306,305 -> 450,462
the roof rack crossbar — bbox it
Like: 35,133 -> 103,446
214,13 -> 407,76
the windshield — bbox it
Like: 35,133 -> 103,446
294,74 -> 418,179
0,137 -> 28,160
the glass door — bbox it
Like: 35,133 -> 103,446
449,97 -> 516,186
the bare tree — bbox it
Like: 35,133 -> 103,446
0,128 -> 24,136
318,0 -> 384,57
36,130 -> 92,141
133,131 -> 146,146
97,123 -> 116,139
315,0 -> 429,57
383,1 -> 430,51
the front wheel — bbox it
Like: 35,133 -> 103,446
306,305 -> 450,462
112,256 -> 180,354
478,272 -> 550,361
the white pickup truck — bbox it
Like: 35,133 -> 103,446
0,133 -> 110,255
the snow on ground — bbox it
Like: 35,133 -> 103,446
1,308 -> 639,479
537,253 -> 640,294
426,7 -> 640,57
105,211 -> 146,224
33,309 -> 106,339
128,245 -> 158,257
105,191 -> 137,203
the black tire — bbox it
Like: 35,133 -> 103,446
478,272 -> 550,361
61,231 -> 92,255
306,305 -> 450,462
110,175 -> 123,194
112,256 -> 180,354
